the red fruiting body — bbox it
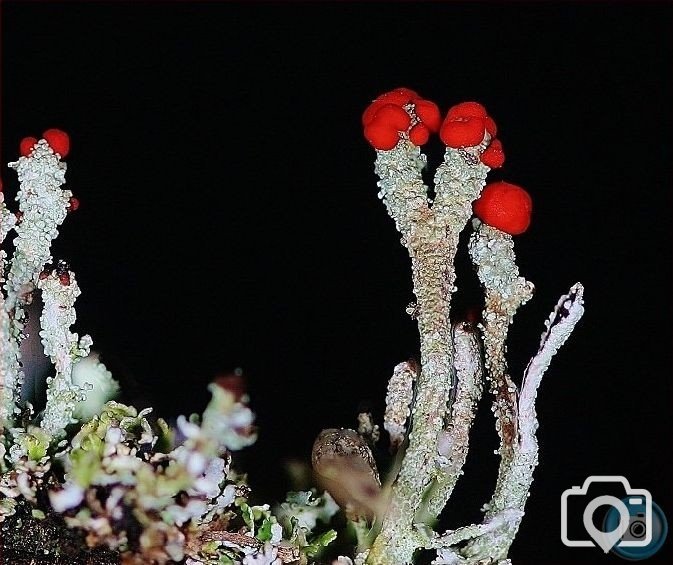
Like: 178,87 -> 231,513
58,272 -> 71,286
68,197 -> 80,212
472,181 -> 532,235
214,372 -> 246,402
447,101 -> 487,120
409,123 -> 430,146
375,87 -> 418,106
441,101 -> 499,148
363,88 -> 444,149
19,137 -> 38,157
480,139 -> 505,168
440,117 -> 486,148
362,100 -> 385,126
414,99 -> 441,132
371,104 -> 411,131
43,128 -> 70,157
364,121 -> 399,150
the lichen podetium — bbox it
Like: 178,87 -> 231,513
314,89 -> 584,565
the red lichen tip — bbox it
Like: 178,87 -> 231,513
42,128 -> 70,158
413,99 -> 441,133
375,87 -> 418,106
363,90 -> 417,150
214,371 -> 247,402
409,123 -> 430,146
480,139 -> 505,168
447,101 -> 488,120
68,196 -> 80,212
440,117 -> 485,148
19,137 -> 38,157
371,104 -> 411,131
472,181 -> 532,235
364,121 -> 400,150
362,100 -> 386,126
363,87 -> 419,126
441,101 -> 499,148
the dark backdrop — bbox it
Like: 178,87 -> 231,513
2,3 -> 672,564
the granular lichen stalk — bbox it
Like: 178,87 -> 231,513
351,89 -> 584,565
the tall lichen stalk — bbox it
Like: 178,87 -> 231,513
367,140 -> 490,563
326,89 -> 586,565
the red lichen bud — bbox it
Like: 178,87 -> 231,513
472,181 -> 532,235
375,87 -> 418,106
480,139 -> 505,168
364,121 -> 400,150
440,117 -> 485,148
414,99 -> 441,132
42,128 -> 70,157
68,197 -> 80,212
362,100 -> 386,126
409,123 -> 430,146
214,371 -> 246,402
20,137 -> 38,157
447,101 -> 487,120
442,101 -> 498,146
58,272 -> 71,286
371,104 -> 411,131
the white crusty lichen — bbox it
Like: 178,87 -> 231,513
0,191 -> 18,431
1,138 -> 73,431
0,131 -> 340,564
311,90 -> 585,565
37,266 -> 92,437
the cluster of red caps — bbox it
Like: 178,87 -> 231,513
20,128 -> 70,158
15,129 -> 79,212
362,88 -> 531,235
362,87 -> 441,150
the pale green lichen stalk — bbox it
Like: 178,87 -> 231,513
368,138 -> 490,565
311,90 -> 585,565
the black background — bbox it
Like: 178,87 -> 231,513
2,2 -> 672,564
